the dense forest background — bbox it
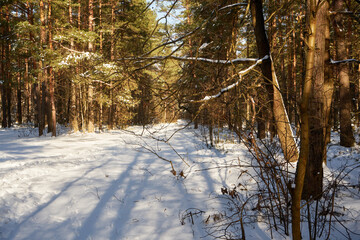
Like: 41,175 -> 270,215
1,0 -> 359,139
1,0 -> 360,239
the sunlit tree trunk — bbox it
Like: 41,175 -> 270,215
38,0 -> 47,136
292,1 -> 317,238
303,0 -> 330,199
14,9 -> 21,125
78,0 -> 84,131
87,0 -> 95,132
68,0 -> 79,132
108,0 -> 116,130
98,0 -> 103,131
288,15 -> 297,125
26,1 -> 34,124
24,57 -> 31,123
323,10 -> 333,151
48,0 -> 56,136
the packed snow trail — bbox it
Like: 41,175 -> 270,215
1,123 -> 360,239
0,123 -> 252,240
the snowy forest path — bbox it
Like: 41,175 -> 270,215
0,124 -> 247,240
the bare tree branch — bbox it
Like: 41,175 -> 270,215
139,0 -> 249,58
141,0 -> 179,50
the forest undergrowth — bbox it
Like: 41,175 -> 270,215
180,124 -> 360,240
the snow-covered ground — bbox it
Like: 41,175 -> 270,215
0,122 -> 250,240
0,122 -> 359,240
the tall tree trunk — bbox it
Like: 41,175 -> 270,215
26,1 -> 34,124
17,65 -> 22,124
278,17 -> 287,114
98,0 -> 103,131
38,0 -> 47,136
108,0 -> 116,130
48,0 -> 56,136
15,9 -> 22,125
68,0 -> 79,132
292,1 -> 317,238
303,0 -> 330,200
1,16 -> 8,128
78,0 -> 83,130
4,6 -> 12,128
87,0 -> 94,132
288,16 -> 296,125
333,0 -> 355,147
1,85 -> 6,128
41,82 -> 47,133
47,0 -> 53,134
24,57 -> 32,123
227,0 -> 239,131
251,0 -> 271,140
99,0 -> 103,55
250,0 -> 299,162
323,10 -> 333,151
69,82 -> 78,132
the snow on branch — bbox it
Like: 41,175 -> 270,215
58,51 -> 100,66
54,41 -> 87,54
170,56 -> 259,64
126,55 -> 259,65
191,55 -> 269,103
330,59 -> 360,64
219,3 -> 247,11
91,79 -> 111,86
